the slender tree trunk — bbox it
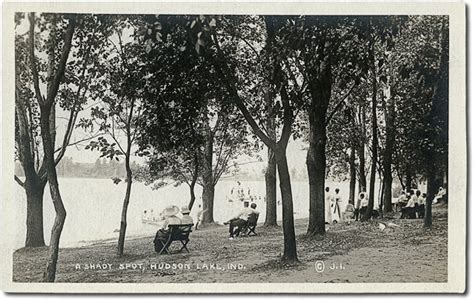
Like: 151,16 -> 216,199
201,123 -> 215,224
405,169 -> 413,192
117,153 -> 132,256
382,89 -> 395,212
357,101 -> 367,193
187,154 -> 199,210
40,107 -> 67,282
349,144 -> 356,205
264,149 -> 277,226
424,173 -> 439,228
25,178 -> 46,247
275,148 -> 297,261
362,51 -> 378,221
263,16 -> 278,227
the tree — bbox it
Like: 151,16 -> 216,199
137,16 -> 254,223
27,12 -> 75,282
151,15 -> 302,261
14,13 -> 107,248
83,18 -> 145,256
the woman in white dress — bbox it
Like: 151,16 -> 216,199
331,188 -> 343,223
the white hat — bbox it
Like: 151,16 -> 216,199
161,206 -> 179,217
181,206 -> 191,214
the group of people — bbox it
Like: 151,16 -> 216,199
224,201 -> 260,239
152,205 -> 195,253
397,189 -> 427,219
336,188 -> 370,222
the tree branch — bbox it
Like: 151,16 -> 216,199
14,175 -> 25,188
325,82 -> 357,126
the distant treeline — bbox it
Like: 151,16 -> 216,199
15,156 -> 308,181
14,157 -> 139,179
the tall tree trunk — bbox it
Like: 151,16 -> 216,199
25,177 -> 47,247
349,144 -> 356,205
201,123 -> 214,223
275,148 -> 297,261
263,16 -> 278,227
382,88 -> 395,212
362,50 -> 378,221
264,149 -> 277,226
425,20 -> 448,227
117,153 -> 132,256
187,154 -> 199,210
357,104 -> 367,193
424,173 -> 439,228
16,92 -> 47,247
306,114 -> 327,236
40,107 -> 67,282
306,56 -> 331,237
405,169 -> 413,192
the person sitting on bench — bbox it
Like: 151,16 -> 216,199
224,201 -> 257,239
154,206 -> 181,253
240,203 -> 260,236
401,190 -> 417,219
180,206 -> 194,224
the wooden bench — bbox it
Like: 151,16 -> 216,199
241,213 -> 259,236
153,224 -> 193,255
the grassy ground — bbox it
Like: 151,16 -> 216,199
13,204 -> 447,283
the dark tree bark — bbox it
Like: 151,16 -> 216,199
16,89 -> 48,247
275,148 -> 297,261
208,22 -> 297,261
382,88 -> 395,212
40,106 -> 68,282
306,54 -> 331,237
362,48 -> 378,221
264,93 -> 277,226
201,122 -> 215,223
425,20 -> 448,227
187,153 -> 200,211
306,112 -> 327,236
263,16 -> 278,227
117,152 -> 132,256
264,148 -> 277,226
348,144 -> 357,205
27,12 -> 75,282
25,178 -> 47,247
357,103 -> 367,193
405,170 -> 413,192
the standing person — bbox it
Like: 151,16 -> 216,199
195,204 -> 207,230
325,187 -> 332,224
354,190 -> 366,221
418,193 -> 427,218
331,188 -> 343,223
358,192 -> 369,218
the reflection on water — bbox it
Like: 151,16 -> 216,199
14,177 -> 391,248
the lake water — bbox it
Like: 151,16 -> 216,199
14,177 -> 403,248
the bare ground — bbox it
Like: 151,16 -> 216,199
12,205 -> 447,283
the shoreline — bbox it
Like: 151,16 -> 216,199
13,204 -> 448,283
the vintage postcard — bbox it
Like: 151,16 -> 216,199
1,1 -> 466,293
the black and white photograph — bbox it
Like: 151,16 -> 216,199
0,1 -> 466,293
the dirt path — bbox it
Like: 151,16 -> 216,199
13,205 -> 448,283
